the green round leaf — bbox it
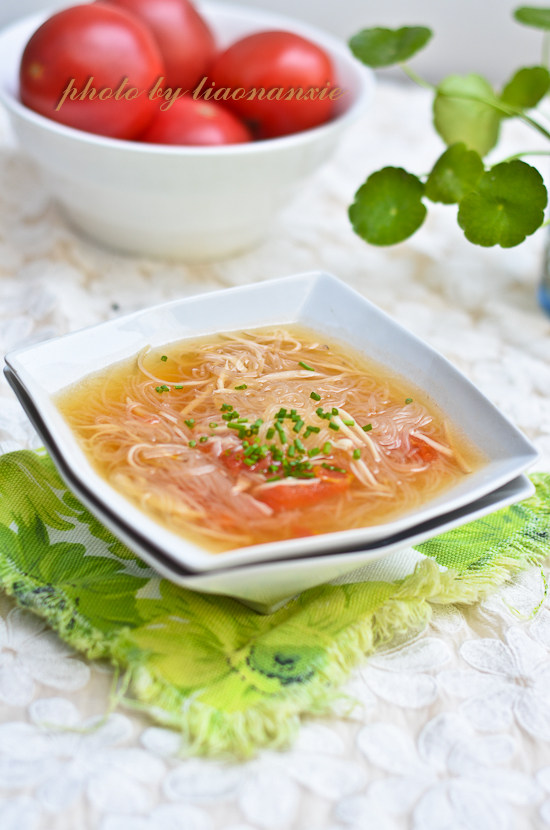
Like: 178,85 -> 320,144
500,66 -> 550,111
349,167 -> 426,246
514,6 -> 550,29
349,26 -> 432,68
433,73 -> 501,156
457,160 -> 547,247
425,143 -> 484,204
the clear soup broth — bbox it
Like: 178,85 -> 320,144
57,326 -> 483,552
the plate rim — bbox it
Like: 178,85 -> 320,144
4,270 -> 539,572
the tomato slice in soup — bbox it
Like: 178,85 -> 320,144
410,435 -> 439,463
255,467 -> 351,512
216,446 -> 352,512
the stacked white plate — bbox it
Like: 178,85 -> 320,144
5,273 -> 537,611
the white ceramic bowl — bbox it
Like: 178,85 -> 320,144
0,3 -> 373,261
4,272 -> 538,601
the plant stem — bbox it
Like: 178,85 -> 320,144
515,111 -> 550,142
438,90 -> 550,143
543,32 -> 550,67
399,62 -> 435,90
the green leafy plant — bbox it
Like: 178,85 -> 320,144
348,6 -> 550,248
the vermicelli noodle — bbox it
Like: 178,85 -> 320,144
57,326 -> 482,552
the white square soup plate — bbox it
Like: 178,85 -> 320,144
2,367 -> 534,610
4,271 -> 538,576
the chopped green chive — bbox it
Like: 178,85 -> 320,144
246,444 -> 266,461
155,386 -> 163,393
184,419 -> 195,429
235,384 -> 247,390
405,398 -> 413,404
199,436 -> 208,443
188,440 -> 197,448
299,361 -> 315,371
362,423 -> 373,432
160,355 -> 168,362
322,463 -> 347,473
275,422 -> 287,444
174,384 -> 183,390
213,396 -> 368,483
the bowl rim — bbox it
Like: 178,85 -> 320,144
0,0 -> 375,156
4,271 -> 540,573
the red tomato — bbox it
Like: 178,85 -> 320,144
19,3 -> 165,139
255,467 -> 351,511
140,97 -> 252,145
410,435 -> 439,463
105,0 -> 216,89
209,30 -> 337,139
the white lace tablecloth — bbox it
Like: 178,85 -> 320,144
1,79 -> 550,830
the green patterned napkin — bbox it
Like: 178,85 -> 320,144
0,449 -> 549,758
